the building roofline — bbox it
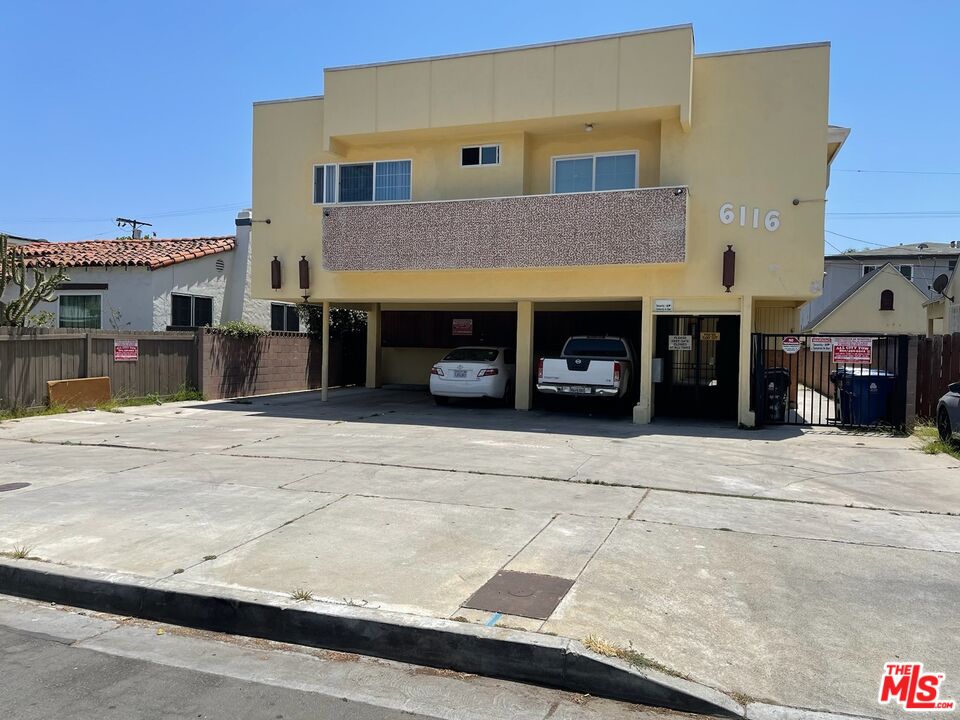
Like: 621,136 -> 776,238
253,94 -> 324,107
694,41 -> 829,59
324,24 -> 694,72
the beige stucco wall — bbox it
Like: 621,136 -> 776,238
810,267 -> 928,334
251,29 -> 836,426
252,40 -> 830,308
321,26 -> 693,146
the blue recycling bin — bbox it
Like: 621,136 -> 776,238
829,367 -> 896,426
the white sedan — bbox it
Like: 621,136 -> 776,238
430,347 -> 516,405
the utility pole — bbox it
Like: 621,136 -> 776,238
115,217 -> 153,240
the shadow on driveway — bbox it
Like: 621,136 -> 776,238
185,386 -> 807,441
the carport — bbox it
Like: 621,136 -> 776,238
532,302 -> 643,409
315,298 -> 751,424
346,301 -> 642,412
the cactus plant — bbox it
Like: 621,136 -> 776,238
0,234 -> 69,327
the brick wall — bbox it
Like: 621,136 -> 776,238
198,330 -> 361,401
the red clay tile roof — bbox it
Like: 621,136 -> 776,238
15,236 -> 236,270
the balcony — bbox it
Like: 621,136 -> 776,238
321,187 -> 687,272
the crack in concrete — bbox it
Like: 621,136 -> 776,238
628,516 -> 960,555
150,493 -> 349,585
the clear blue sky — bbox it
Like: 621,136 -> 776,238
1,0 -> 957,252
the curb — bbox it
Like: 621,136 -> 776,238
0,561 -> 741,717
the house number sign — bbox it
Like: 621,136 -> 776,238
719,203 -> 780,232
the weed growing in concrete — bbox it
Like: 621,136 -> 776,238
291,588 -> 314,602
582,635 -> 686,679
0,404 -> 67,423
913,422 -> 960,460
10,545 -> 33,559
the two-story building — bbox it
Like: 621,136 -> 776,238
250,25 -> 846,425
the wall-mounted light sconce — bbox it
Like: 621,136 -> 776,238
270,256 -> 281,290
722,245 -> 736,293
584,123 -> 594,133
299,256 -> 310,291
792,198 -> 826,206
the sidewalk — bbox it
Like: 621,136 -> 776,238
1,389 -> 958,717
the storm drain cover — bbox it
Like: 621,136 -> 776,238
463,570 -> 575,620
0,483 -> 30,492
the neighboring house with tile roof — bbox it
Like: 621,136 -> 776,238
2,233 -> 48,246
2,211 -> 293,331
803,263 -> 929,335
800,242 -> 960,330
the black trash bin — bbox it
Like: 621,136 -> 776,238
829,366 -> 896,426
763,367 -> 790,422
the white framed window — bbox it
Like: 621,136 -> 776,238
58,295 -> 102,329
313,164 -> 337,204
897,264 -> 913,281
551,151 -> 638,193
171,293 -> 213,328
271,303 -> 300,332
461,144 -> 500,167
862,265 -> 878,277
313,160 -> 412,204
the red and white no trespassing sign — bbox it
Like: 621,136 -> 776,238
832,337 -> 872,365
114,339 -> 139,362
781,336 -> 801,354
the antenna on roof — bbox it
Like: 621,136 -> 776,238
116,217 -> 153,240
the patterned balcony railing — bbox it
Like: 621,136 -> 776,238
321,186 -> 687,272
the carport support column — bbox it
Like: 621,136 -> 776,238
321,301 -> 331,402
633,297 -> 654,424
515,300 -> 534,410
365,303 -> 381,389
737,295 -> 755,427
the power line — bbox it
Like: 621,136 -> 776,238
1,201 -> 249,224
834,169 -> 960,176
827,229 -> 926,250
827,211 -> 960,218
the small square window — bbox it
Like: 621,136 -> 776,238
271,303 -> 300,332
461,144 -> 500,167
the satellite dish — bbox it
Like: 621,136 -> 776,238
933,273 -> 950,294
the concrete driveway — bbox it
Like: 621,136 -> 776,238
1,387 -> 958,718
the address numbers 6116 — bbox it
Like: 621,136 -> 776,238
719,203 -> 780,232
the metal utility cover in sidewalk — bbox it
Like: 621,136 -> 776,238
463,570 -> 575,620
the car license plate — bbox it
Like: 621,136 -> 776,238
563,386 -> 590,394
454,369 -> 468,378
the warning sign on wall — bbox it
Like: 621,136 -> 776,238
832,337 -> 872,364
452,318 -> 473,336
114,339 -> 139,362
781,336 -> 801,354
668,335 -> 692,351
810,337 -> 833,353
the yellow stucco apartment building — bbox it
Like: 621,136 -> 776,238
250,25 -> 847,426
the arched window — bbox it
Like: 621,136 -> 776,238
880,289 -> 894,311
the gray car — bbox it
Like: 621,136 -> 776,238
936,382 -> 960,441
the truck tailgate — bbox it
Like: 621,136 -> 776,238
540,358 -> 617,386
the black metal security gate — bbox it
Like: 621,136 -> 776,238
751,333 -> 909,428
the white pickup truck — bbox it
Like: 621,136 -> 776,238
536,336 -> 636,399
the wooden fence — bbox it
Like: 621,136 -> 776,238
0,327 -> 365,409
1,328 -> 197,409
916,333 -> 960,420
